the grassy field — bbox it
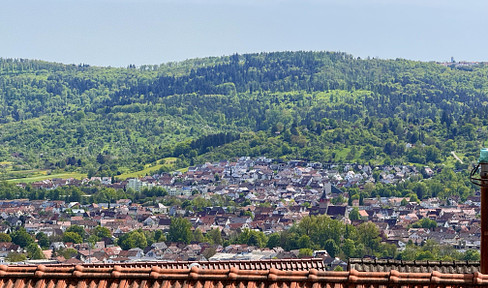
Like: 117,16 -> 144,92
7,169 -> 43,175
117,157 -> 178,180
4,157 -> 183,183
1,166 -> 48,182
332,146 -> 366,162
7,172 -> 87,183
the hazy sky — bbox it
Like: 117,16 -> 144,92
1,0 -> 487,67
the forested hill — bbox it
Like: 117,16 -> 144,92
0,52 -> 487,178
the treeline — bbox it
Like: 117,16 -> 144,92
0,181 -> 167,205
1,52 -> 488,177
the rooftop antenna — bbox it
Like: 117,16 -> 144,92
469,148 -> 488,273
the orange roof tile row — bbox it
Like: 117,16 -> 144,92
33,258 -> 326,271
2,264 -> 488,288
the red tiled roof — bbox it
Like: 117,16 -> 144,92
43,258 -> 326,271
1,264 -> 488,288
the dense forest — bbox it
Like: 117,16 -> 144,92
0,52 -> 487,178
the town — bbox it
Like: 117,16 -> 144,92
0,157 -> 479,268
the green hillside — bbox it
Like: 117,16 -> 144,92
0,52 -> 487,179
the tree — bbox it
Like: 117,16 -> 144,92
117,230 -> 148,250
342,239 -> 356,259
362,144 -> 376,160
357,222 -> 381,254
359,193 -> 364,206
6,252 -> 26,262
247,233 -> 261,247
403,193 -> 420,203
267,233 -> 281,248
346,146 -> 357,161
331,195 -> 345,205
69,189 -> 83,202
416,250 -> 435,260
349,208 -> 360,221
168,217 -> 192,244
324,239 -> 339,258
130,230 -> 147,249
97,153 -> 106,164
58,248 -> 78,259
305,215 -> 344,249
26,243 -> 45,260
363,183 -> 375,195
298,235 -> 312,249
0,233 -> 12,243
411,218 -> 437,230
193,229 -> 205,243
237,228 -> 267,248
154,230 -> 166,243
63,232 -> 83,244
297,216 -> 314,237
36,232 -> 50,249
380,242 -> 398,259
92,226 -> 111,240
280,231 -> 299,251
66,225 -> 86,240
298,248 -> 313,257
87,235 -> 99,247
464,249 -> 480,261
344,224 -> 357,240
191,196 -> 212,212
410,183 -> 428,200
334,265 -> 344,271
11,227 -> 34,248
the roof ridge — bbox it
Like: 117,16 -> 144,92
0,265 -> 487,284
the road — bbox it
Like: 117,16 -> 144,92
451,151 -> 463,164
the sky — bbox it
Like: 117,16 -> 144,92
1,0 -> 487,67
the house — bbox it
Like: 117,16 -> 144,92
5,216 -> 22,227
150,203 -> 168,214
358,210 -> 369,220
50,242 -> 66,251
0,242 -> 21,257
143,216 -> 158,226
119,248 -> 144,260
145,248 -> 163,259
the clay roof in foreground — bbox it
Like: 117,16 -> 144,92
2,264 -> 488,288
348,258 -> 480,274
40,258 -> 326,271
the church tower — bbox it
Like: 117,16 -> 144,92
319,188 -> 330,210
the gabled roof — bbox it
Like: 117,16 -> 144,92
327,205 -> 347,217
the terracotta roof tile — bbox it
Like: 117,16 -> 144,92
45,259 -> 326,271
0,263 -> 487,288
